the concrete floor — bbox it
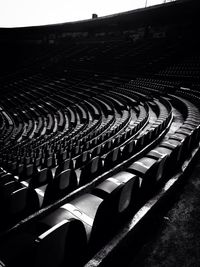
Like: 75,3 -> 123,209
128,157 -> 200,267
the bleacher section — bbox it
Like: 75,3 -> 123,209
0,0 -> 200,266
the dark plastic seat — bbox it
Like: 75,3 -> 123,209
7,160 -> 18,173
0,215 -> 87,267
91,145 -> 102,157
56,150 -> 68,165
0,180 -> 39,227
135,135 -> 147,151
0,173 -> 15,187
34,220 -> 73,267
11,162 -> 24,176
176,125 -> 198,149
93,172 -> 139,215
43,155 -> 54,168
74,151 -> 91,169
127,156 -> 163,195
34,157 -> 42,167
37,209 -> 88,266
62,192 -> 118,250
27,168 -> 53,207
112,171 -> 140,211
30,167 -> 53,188
146,150 -> 169,182
112,135 -> 122,147
159,139 -> 183,169
19,163 -> 34,181
55,158 -> 73,177
79,156 -> 103,186
168,133 -> 191,160
121,139 -> 136,161
43,169 -> 78,206
0,180 -> 21,202
102,140 -> 113,154
103,147 -> 120,170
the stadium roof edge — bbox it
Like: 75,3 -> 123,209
0,1 -> 178,30
0,0 -> 199,34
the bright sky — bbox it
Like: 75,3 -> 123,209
0,0 -> 170,28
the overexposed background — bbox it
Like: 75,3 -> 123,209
0,0 -> 174,28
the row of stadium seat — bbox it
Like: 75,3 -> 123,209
1,89 -> 200,266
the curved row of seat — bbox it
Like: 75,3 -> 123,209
0,32 -> 200,266
2,70 -> 196,235
0,85 -> 200,267
0,78 -> 166,229
0,7 -> 200,265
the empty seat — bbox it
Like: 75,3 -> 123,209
30,168 -> 53,188
54,158 -> 73,177
127,156 -> 164,195
102,140 -> 113,154
0,216 -> 87,267
14,163 -> 24,177
78,156 -> 103,186
112,171 -> 140,213
168,133 -> 191,160
103,147 -> 120,170
62,192 -> 122,251
146,149 -> 169,183
6,160 -> 18,173
37,209 -> 88,266
0,180 -> 39,227
0,173 -> 15,186
159,139 -> 183,169
28,168 -> 53,207
91,144 -> 102,157
56,150 -> 69,164
74,151 -> 91,169
121,139 -> 136,161
176,125 -> 199,149
43,169 -> 78,206
92,178 -> 126,213
42,155 -> 56,169
19,163 -> 34,181
34,220 -> 73,267
93,171 -> 139,215
135,135 -> 147,151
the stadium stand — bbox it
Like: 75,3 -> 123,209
0,0 -> 200,266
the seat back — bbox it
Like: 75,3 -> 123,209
34,220 -> 69,267
103,147 -> 120,170
38,208 -> 88,266
55,158 -> 73,177
9,187 -> 28,215
75,151 -> 91,169
19,163 -> 34,181
159,139 -> 183,169
31,168 -> 53,188
112,171 -> 140,211
121,139 -> 136,160
44,169 -> 78,205
79,156 -> 102,186
127,157 -> 159,192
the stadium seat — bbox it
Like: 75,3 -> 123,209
62,192 -> 122,250
43,169 -> 78,205
78,156 -> 103,186
127,156 -> 165,195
